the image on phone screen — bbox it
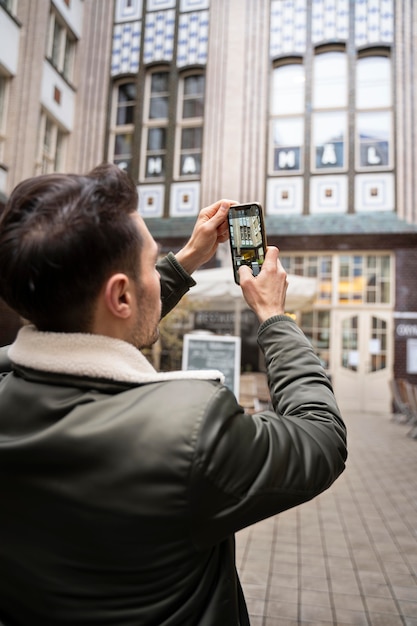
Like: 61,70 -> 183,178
228,203 -> 266,284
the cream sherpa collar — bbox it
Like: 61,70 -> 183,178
8,325 -> 225,385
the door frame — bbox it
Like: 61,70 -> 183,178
332,308 -> 393,414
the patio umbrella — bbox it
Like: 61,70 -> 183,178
188,266 -> 317,335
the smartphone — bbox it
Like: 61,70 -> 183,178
227,202 -> 267,284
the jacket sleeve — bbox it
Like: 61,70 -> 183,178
157,252 -> 196,319
188,316 -> 347,549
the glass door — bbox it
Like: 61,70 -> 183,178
332,311 -> 392,413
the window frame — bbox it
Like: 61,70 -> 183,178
174,69 -> 205,181
311,46 -> 348,174
46,9 -> 76,83
281,252 -> 393,308
109,79 -> 137,173
140,66 -> 171,183
269,58 -> 305,176
36,111 -> 67,175
312,109 -> 348,171
355,49 -> 393,172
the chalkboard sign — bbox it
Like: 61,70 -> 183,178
182,334 -> 241,397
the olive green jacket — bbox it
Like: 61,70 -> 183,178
0,253 -> 347,626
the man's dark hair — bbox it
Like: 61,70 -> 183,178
0,163 -> 142,332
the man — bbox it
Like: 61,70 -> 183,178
0,163 -> 347,625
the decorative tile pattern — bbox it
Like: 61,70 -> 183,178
271,0 -> 394,52
147,0 -> 176,10
311,0 -> 349,43
111,21 -> 141,76
180,0 -> 209,12
137,184 -> 165,217
266,177 -> 303,215
310,175 -> 348,213
355,173 -> 394,212
355,0 -> 394,46
170,182 -> 200,216
270,0 -> 307,58
115,0 -> 143,23
143,9 -> 175,63
177,10 -> 209,67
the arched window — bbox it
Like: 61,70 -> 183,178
176,72 -> 205,179
312,49 -> 347,171
141,69 -> 170,180
356,54 -> 392,169
313,51 -> 347,109
110,80 -> 136,172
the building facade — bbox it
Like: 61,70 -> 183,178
1,0 -> 417,413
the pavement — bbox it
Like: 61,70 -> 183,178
236,410 -> 417,626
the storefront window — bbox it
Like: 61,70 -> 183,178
300,310 -> 331,370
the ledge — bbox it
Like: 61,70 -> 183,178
145,211 -> 417,240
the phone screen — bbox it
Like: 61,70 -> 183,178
228,203 -> 267,284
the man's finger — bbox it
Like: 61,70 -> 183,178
238,264 -> 252,284
262,246 -> 279,269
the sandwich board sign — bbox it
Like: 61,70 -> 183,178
182,334 -> 241,398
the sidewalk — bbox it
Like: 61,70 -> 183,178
236,411 -> 417,626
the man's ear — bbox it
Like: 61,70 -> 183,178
103,273 -> 133,319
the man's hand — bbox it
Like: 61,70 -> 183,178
175,200 -> 236,275
239,247 -> 288,323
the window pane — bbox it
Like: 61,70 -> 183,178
181,127 -> 202,150
338,254 -> 391,305
146,155 -> 165,177
313,111 -> 346,169
272,65 -> 305,115
178,73 -> 205,178
63,35 -> 74,80
44,118 -> 54,152
149,96 -> 168,119
182,75 -> 205,118
151,72 -> 169,93
183,97 -> 204,118
114,133 -> 132,156
273,118 -> 304,146
117,105 -> 135,125
54,130 -> 65,171
149,72 -> 169,119
370,316 -> 387,372
300,310 -> 331,370
114,157 -> 131,172
272,117 -> 303,171
116,83 -> 136,125
341,317 -> 358,371
313,52 -> 347,109
381,255 -> 390,277
118,83 -> 136,103
147,127 -> 166,151
357,111 -> 390,167
357,56 -> 391,109
184,75 -> 205,96
180,154 -> 201,175
51,20 -> 62,66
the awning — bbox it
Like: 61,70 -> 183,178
189,266 -> 317,312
